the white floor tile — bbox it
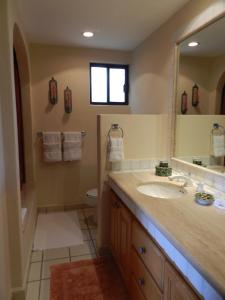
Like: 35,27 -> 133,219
78,218 -> 88,229
28,262 -> 42,282
31,250 -> 42,263
40,279 -> 50,300
77,210 -> 85,220
92,239 -> 97,250
70,241 -> 95,257
26,281 -> 40,300
42,258 -> 69,279
71,253 -> 96,262
43,247 -> 69,261
90,228 -> 97,240
82,229 -> 91,241
84,208 -> 95,218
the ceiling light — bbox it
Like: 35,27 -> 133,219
188,41 -> 199,47
83,31 -> 94,38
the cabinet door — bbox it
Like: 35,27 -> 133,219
110,191 -> 120,260
164,262 -> 200,300
119,203 -> 132,279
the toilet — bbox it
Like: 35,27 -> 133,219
85,188 -> 98,223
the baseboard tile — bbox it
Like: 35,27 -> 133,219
37,203 -> 92,213
11,287 -> 25,300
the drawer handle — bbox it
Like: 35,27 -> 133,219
138,278 -> 145,286
138,246 -> 146,254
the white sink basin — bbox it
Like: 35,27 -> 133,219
137,181 -> 187,199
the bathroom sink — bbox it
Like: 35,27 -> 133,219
137,181 -> 187,199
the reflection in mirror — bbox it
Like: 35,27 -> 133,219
175,17 -> 225,174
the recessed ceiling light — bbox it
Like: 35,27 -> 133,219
83,31 -> 94,38
188,41 -> 199,47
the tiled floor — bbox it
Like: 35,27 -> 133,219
26,208 -> 97,300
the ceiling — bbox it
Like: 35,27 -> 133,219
180,16 -> 225,57
15,0 -> 189,50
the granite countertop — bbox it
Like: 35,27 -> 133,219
108,170 -> 225,297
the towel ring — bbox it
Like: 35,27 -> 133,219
211,123 -> 225,135
107,124 -> 124,138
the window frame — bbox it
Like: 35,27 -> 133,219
89,62 -> 129,105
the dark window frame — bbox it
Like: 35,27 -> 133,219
90,62 -> 129,105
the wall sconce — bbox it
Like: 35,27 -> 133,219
181,91 -> 188,114
64,87 -> 72,113
192,84 -> 199,107
48,77 -> 58,105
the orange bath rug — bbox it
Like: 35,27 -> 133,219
50,257 -> 129,300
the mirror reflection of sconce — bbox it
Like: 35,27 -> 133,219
181,91 -> 188,114
192,84 -> 199,107
64,87 -> 72,113
49,77 -> 58,105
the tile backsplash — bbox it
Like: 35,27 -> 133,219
171,158 -> 225,193
111,158 -> 165,172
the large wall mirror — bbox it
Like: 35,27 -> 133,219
175,16 -> 225,174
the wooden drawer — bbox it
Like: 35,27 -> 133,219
131,247 -> 163,300
132,220 -> 165,290
130,275 -> 146,300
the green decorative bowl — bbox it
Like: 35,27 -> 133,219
155,166 -> 172,177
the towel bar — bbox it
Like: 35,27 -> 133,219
37,131 -> 86,138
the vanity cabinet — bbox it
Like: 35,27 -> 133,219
109,190 -> 201,300
110,190 -> 132,283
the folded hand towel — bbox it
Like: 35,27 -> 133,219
42,132 -> 62,162
108,137 -> 124,162
212,135 -> 225,157
63,132 -> 82,161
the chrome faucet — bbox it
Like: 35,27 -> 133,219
168,175 -> 193,187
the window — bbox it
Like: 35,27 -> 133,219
90,63 -> 129,105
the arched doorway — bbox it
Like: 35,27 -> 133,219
13,23 -> 35,188
215,71 -> 225,114
13,47 -> 26,188
220,83 -> 225,114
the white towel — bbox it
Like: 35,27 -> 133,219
212,135 -> 225,157
108,137 -> 124,162
63,132 -> 82,161
42,132 -> 62,162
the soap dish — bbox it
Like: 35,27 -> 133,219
195,193 -> 214,206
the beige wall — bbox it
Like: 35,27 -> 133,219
97,114 -> 169,247
0,0 -> 37,298
0,3 -> 11,299
178,55 -> 213,114
130,0 -> 225,155
210,52 -> 225,113
30,44 -> 131,208
176,115 -> 225,158
177,53 -> 225,115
